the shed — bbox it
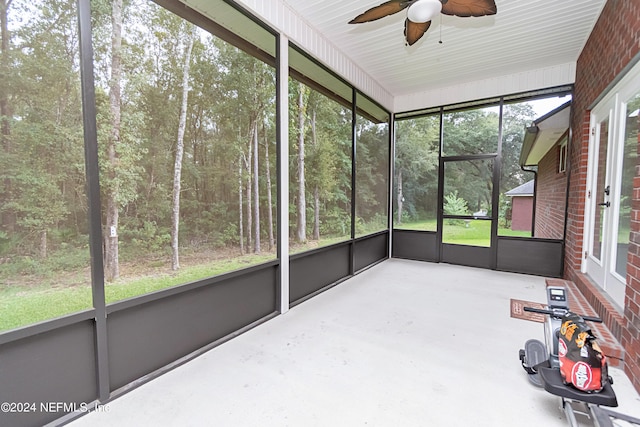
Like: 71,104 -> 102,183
506,180 -> 535,232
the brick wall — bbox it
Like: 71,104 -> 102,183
510,196 -> 533,231
535,145 -> 566,239
626,115 -> 640,390
566,0 -> 640,392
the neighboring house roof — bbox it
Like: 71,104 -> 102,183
519,101 -> 571,167
506,180 -> 534,197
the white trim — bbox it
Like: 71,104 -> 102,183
582,59 -> 640,309
394,62 -> 577,112
233,0 -> 394,112
558,139 -> 567,173
278,35 -> 290,314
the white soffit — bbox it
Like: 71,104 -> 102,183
520,101 -> 571,166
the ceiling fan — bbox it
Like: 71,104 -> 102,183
349,0 -> 497,46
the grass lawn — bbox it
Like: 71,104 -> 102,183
395,218 -> 531,243
0,226 -> 533,332
0,252 -> 276,332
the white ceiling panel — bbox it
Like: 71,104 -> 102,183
278,0 -> 606,103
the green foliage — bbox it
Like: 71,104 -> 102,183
320,206 -> 351,237
443,191 -> 469,215
355,213 -> 387,236
444,191 -> 469,225
355,116 -> 389,226
288,79 -> 354,242
120,219 -> 171,255
394,116 -> 439,223
0,230 -> 9,255
0,246 -> 89,278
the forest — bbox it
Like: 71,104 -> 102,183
0,0 -> 390,329
394,101 -> 549,232
0,0 -> 564,331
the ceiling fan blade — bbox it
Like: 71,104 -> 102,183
441,0 -> 497,17
349,1 -> 414,24
404,19 -> 431,46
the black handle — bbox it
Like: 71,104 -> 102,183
523,306 -> 602,323
598,201 -> 610,207
523,307 -> 554,315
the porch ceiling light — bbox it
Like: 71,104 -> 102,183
407,0 -> 442,24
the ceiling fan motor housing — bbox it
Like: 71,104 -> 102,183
407,0 -> 442,23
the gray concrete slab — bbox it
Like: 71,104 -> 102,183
69,259 -> 640,426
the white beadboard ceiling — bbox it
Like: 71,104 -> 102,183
274,0 -> 605,111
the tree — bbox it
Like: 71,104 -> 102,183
263,123 -> 275,250
394,116 -> 439,223
501,102 -> 537,192
1,0 -> 86,259
355,117 -> 389,232
170,25 -> 196,271
0,0 -> 13,232
295,82 -> 308,243
252,120 -> 260,253
310,107 -> 320,240
442,108 -> 500,214
103,0 -> 124,281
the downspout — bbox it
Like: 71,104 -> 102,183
561,121 -> 573,278
520,165 -> 537,237
521,125 -> 538,237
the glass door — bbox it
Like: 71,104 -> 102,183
606,89 -> 640,307
585,103 -> 612,287
440,105 -> 500,268
585,84 -> 640,310
442,158 -> 494,247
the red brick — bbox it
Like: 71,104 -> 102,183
567,0 -> 640,394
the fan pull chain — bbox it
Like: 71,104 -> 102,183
439,14 -> 443,44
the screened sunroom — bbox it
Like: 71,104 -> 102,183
1,0 -> 639,425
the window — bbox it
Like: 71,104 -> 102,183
499,96 -> 570,239
93,0 -> 277,302
442,159 -> 493,247
442,105 -> 499,156
558,139 -> 567,173
288,46 -> 353,252
0,0 -> 91,331
393,114 -> 440,231
355,93 -> 389,237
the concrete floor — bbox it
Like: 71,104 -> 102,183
68,259 -> 640,426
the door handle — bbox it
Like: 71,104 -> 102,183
598,201 -> 610,207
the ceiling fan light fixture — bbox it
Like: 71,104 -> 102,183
407,0 -> 442,24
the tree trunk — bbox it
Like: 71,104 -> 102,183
243,141 -> 253,252
171,29 -> 195,271
0,0 -> 14,232
0,0 -> 10,149
296,83 -> 306,243
253,120 -> 260,254
264,129 -> 274,251
39,230 -> 47,259
314,187 -> 320,240
311,108 -> 319,240
397,169 -> 403,224
238,156 -> 244,255
105,0 -> 123,282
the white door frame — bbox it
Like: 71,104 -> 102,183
582,60 -> 640,310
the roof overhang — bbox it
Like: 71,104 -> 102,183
519,101 -> 571,167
